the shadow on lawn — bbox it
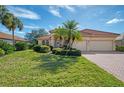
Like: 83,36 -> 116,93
32,54 -> 78,73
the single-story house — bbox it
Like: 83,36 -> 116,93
0,32 -> 26,44
115,33 -> 124,46
38,29 -> 119,52
37,35 -> 51,45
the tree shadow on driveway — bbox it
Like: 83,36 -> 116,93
32,54 -> 78,74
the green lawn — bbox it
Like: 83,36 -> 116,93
0,50 -> 124,87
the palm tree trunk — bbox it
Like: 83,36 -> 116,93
66,37 -> 71,49
60,39 -> 62,47
71,39 -> 75,50
68,30 -> 72,49
12,30 -> 15,46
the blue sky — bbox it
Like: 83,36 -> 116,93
0,5 -> 124,38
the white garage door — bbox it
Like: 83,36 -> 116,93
89,41 -> 113,51
73,41 -> 87,51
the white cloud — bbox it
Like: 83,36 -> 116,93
49,24 -> 62,29
106,18 -> 124,24
48,5 -> 75,17
8,6 -> 41,20
59,5 -> 75,12
16,31 -> 25,34
24,25 -> 41,29
49,6 -> 61,17
49,25 -> 54,29
76,5 -> 89,9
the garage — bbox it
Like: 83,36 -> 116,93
88,40 -> 113,51
73,41 -> 87,51
72,29 -> 119,52
73,40 -> 114,52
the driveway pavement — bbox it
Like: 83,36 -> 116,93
82,52 -> 124,82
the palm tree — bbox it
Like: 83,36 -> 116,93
0,5 -> 23,46
0,5 -> 8,22
53,26 -> 67,47
71,31 -> 82,48
63,20 -> 79,49
2,12 -> 23,46
11,17 -> 23,46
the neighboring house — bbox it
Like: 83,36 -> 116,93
38,29 -> 119,52
0,32 -> 26,44
115,33 -> 124,46
38,35 -> 51,45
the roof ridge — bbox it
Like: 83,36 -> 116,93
0,32 -> 24,38
81,29 -> 119,35
0,31 -> 25,41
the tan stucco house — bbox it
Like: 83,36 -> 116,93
38,29 -> 119,52
0,32 -> 26,44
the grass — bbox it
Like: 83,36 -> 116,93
0,50 -> 124,87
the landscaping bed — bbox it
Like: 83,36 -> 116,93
116,46 -> 124,52
52,48 -> 81,56
0,50 -> 123,86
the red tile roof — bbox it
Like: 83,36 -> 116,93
0,32 -> 26,41
38,29 -> 120,40
37,35 -> 51,40
80,29 -> 119,37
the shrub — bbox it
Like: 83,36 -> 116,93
52,48 -> 81,56
52,48 -> 62,54
0,48 -> 5,56
68,50 -> 81,56
33,45 -> 41,53
33,45 -> 50,53
15,42 -> 28,51
5,46 -> 15,54
49,45 -> 53,51
61,50 -> 81,56
116,46 -> 124,52
0,40 -> 15,54
28,43 -> 35,49
40,45 -> 50,53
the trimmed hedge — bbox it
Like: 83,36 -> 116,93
33,45 -> 41,53
116,46 -> 124,52
52,48 -> 81,56
33,45 -> 50,53
0,48 -> 5,56
52,48 -> 62,54
0,40 -> 15,54
15,42 -> 28,51
40,45 -> 50,53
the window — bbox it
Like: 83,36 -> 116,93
42,40 -> 45,45
46,40 -> 49,45
42,40 -> 49,45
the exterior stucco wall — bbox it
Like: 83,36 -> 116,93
0,38 -> 23,44
38,36 -> 117,51
38,40 -> 42,45
0,39 -> 13,44
50,38 -> 54,46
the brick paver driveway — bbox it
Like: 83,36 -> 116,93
82,52 -> 124,82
